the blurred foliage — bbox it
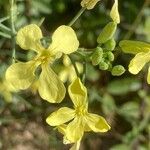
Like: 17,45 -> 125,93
0,0 -> 150,150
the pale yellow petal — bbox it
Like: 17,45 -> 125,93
119,40 -> 150,54
86,113 -> 111,132
63,55 -> 71,66
58,69 -> 68,83
46,107 -> 75,126
49,25 -> 79,54
38,64 -> 66,103
147,67 -> 150,84
5,61 -> 37,90
129,52 -> 150,74
68,78 -> 87,107
81,0 -> 100,10
16,24 -> 43,52
110,0 -> 120,24
66,117 -> 84,143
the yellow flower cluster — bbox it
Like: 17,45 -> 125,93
5,24 -> 110,149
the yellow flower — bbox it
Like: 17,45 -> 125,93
46,78 -> 110,143
119,40 -> 150,84
6,24 -> 79,103
81,0 -> 101,10
110,0 -> 120,24
58,55 -> 83,83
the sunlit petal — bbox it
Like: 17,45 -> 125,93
5,61 -> 37,90
66,117 -> 84,143
129,52 -> 150,74
49,25 -> 79,54
68,78 -> 87,107
86,113 -> 111,132
46,107 -> 75,126
38,64 -> 66,103
16,24 -> 43,52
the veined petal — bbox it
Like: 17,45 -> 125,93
46,107 -> 75,126
38,64 -> 66,103
5,61 -> 37,90
129,52 -> 150,74
49,25 -> 79,54
16,24 -> 43,52
147,67 -> 150,84
110,0 -> 120,24
66,117 -> 84,143
68,78 -> 87,107
86,113 -> 111,132
119,40 -> 150,54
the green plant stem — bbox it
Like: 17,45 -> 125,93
82,60 -> 87,84
68,7 -> 86,26
10,0 -> 16,63
68,55 -> 80,77
124,0 -> 150,39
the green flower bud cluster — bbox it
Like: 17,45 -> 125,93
91,46 -> 115,71
90,21 -> 125,76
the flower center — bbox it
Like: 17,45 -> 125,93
37,50 -> 55,64
75,105 -> 87,116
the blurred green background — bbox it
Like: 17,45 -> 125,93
0,0 -> 150,150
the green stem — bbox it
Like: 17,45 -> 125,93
68,7 -> 86,26
68,55 -> 80,77
10,0 -> 16,63
82,60 -> 87,84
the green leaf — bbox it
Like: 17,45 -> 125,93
107,78 -> 142,95
102,93 -> 116,115
97,22 -> 117,44
0,31 -> 11,39
0,23 -> 11,32
118,102 -> 140,120
0,16 -> 9,23
119,40 -> 150,54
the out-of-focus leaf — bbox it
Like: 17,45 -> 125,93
110,144 -> 130,150
107,78 -> 142,95
118,102 -> 140,121
86,64 -> 99,82
102,93 -> 116,115
0,31 -> 11,39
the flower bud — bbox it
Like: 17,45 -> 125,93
81,0 -> 101,10
91,47 -> 103,66
99,61 -> 109,70
97,22 -> 117,44
104,38 -> 116,51
106,52 -> 114,62
111,65 -> 125,76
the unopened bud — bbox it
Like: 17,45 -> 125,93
106,52 -> 114,61
81,0 -> 100,10
91,47 -> 103,66
97,22 -> 117,44
111,65 -> 125,76
104,38 -> 116,51
99,61 -> 109,70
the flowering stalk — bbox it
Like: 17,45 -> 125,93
10,0 -> 16,63
68,7 -> 86,27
